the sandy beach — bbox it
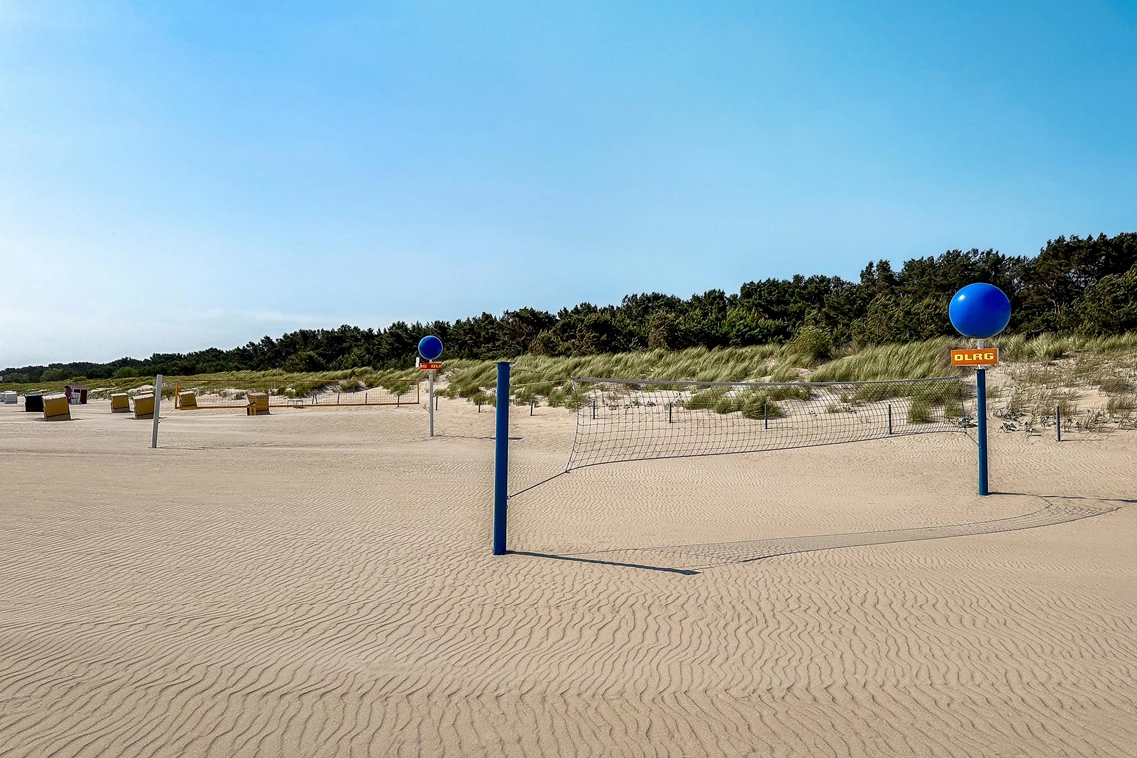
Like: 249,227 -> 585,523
1,398 -> 1134,756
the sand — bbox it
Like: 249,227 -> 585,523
0,397 -> 1134,756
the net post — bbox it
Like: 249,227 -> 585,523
668,402 -> 672,423
493,362 -> 510,556
1056,405 -> 1061,442
977,367 -> 989,496
591,401 -> 595,420
763,402 -> 768,430
887,404 -> 893,435
151,374 -> 163,449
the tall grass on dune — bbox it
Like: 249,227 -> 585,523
995,332 -> 1137,363
6,333 -> 1134,416
809,338 -> 961,382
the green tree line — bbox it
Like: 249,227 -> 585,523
5,233 -> 1136,383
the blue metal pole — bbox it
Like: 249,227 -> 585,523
493,362 -> 510,555
977,368 -> 989,496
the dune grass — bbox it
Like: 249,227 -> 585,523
6,333 -> 1134,425
809,338 -> 962,382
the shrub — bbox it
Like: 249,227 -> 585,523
470,392 -> 496,408
787,325 -> 832,365
852,383 -> 892,404
685,386 -> 729,411
1098,375 -> 1131,394
1107,393 -> 1135,419
283,351 -> 326,373
907,399 -> 932,423
113,367 -> 138,379
713,394 -> 736,414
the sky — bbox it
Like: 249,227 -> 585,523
2,1 -> 1136,367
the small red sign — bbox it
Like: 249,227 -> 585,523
419,361 -> 442,370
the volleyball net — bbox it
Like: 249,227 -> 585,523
565,376 -> 970,470
172,377 -> 420,410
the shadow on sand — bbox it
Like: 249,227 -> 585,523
516,494 -> 1130,574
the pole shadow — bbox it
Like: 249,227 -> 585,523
510,550 -> 699,575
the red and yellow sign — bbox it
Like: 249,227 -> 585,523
950,348 -> 998,367
418,361 -> 442,370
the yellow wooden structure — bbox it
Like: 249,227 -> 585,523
42,394 -> 71,421
132,393 -> 155,419
177,391 -> 198,409
246,392 -> 270,416
110,393 -> 130,413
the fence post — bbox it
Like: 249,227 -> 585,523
763,402 -> 768,430
591,401 -> 596,420
1056,405 -> 1062,442
151,375 -> 163,449
668,402 -> 672,423
530,400 -> 534,416
493,362 -> 510,555
887,404 -> 893,435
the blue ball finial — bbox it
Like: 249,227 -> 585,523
949,283 -> 1011,339
418,335 -> 443,361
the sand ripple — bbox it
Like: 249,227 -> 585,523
0,400 -> 1134,756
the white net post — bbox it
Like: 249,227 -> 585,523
151,374 -> 163,449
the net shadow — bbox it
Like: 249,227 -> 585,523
529,495 -> 1127,573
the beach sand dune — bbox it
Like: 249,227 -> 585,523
1,400 -> 1134,756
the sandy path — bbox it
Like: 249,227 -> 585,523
0,399 -> 1134,756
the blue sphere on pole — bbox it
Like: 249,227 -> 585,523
418,335 -> 443,361
948,283 -> 1012,339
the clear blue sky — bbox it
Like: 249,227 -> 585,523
2,1 -> 1135,366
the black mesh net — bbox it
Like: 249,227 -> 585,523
566,376 -> 970,470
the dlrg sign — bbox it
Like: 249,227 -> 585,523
950,348 -> 998,367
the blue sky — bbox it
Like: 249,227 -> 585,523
2,1 -> 1135,366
